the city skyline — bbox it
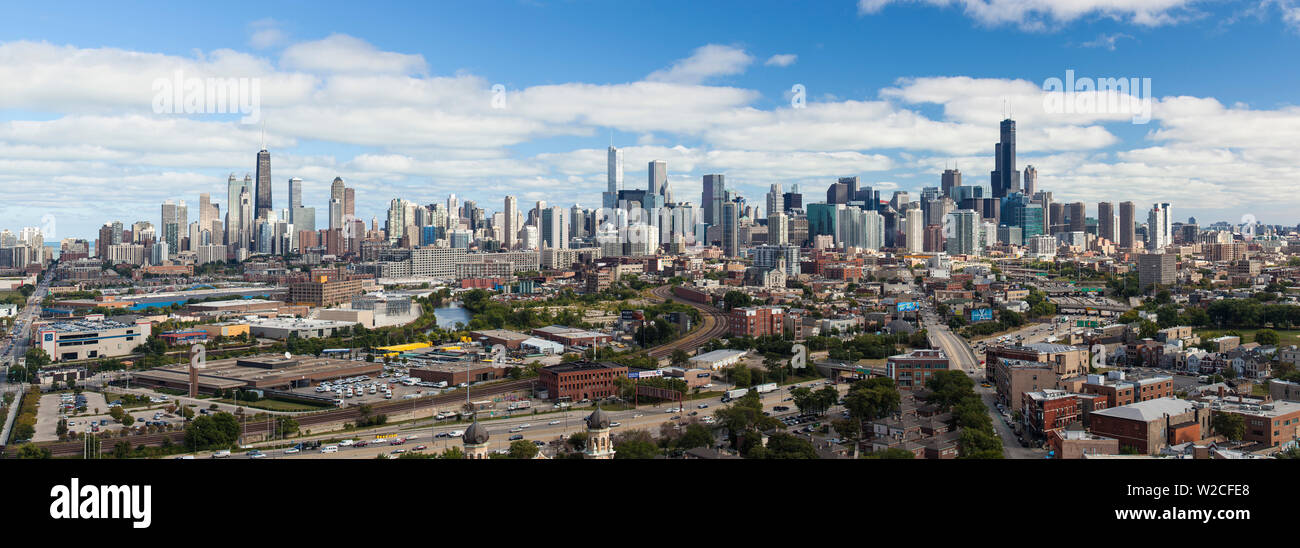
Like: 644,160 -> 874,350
4,1 -> 1300,239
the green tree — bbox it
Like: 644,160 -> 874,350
16,443 -> 52,459
507,440 -> 540,459
1254,329 -> 1280,346
1211,412 -> 1245,442
613,429 -> 660,459
749,432 -> 817,459
676,423 -> 715,450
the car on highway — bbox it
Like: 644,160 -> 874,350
391,448 -> 406,454
248,450 -> 266,459
509,426 -> 523,433
610,421 -> 621,427
697,403 -> 709,409
212,450 -> 231,458
548,420 -> 561,425
284,448 -> 299,454
413,445 -> 427,451
671,415 -> 681,420
509,434 -> 524,441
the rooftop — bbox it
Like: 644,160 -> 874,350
1089,397 -> 1197,422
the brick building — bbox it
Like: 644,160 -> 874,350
1088,397 -> 1210,454
728,305 -> 785,338
885,349 -> 950,390
538,361 -> 629,402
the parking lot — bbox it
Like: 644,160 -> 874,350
33,390 -> 187,442
281,365 -> 466,406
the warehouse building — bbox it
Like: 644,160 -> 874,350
36,317 -> 151,362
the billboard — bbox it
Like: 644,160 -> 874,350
628,369 -> 663,379
969,308 -> 994,322
896,301 -> 918,312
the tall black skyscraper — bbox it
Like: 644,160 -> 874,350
255,148 -> 272,219
990,119 -> 1020,199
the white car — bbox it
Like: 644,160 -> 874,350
548,420 -> 561,425
447,430 -> 465,437
283,448 -> 299,454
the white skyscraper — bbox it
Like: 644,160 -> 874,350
1147,202 -> 1172,251
905,208 -> 924,253
504,195 -> 518,249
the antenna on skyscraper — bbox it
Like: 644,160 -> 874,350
260,119 -> 266,151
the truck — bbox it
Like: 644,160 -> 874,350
507,400 -> 532,411
722,388 -> 749,402
754,383 -> 778,394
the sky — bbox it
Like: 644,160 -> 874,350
3,0 -> 1300,240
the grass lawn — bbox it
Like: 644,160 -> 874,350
1194,328 -> 1300,348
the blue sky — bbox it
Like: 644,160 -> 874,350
2,0 -> 1300,240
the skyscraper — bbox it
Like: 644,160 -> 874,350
721,201 -> 739,258
782,185 -> 802,213
1147,203 -> 1172,251
1023,165 -> 1037,197
941,168 -> 962,198
766,184 -> 782,219
1119,201 -> 1137,250
288,177 -> 303,210
990,119 -> 1020,199
161,199 -> 187,253
1067,202 -> 1086,233
604,146 -> 622,210
503,195 -> 518,249
255,148 -> 272,220
702,174 -> 725,226
1098,202 -> 1116,243
648,160 -> 666,199
904,208 -> 924,253
542,206 -> 567,249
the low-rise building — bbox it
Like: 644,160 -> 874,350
885,349 -> 949,390
36,317 -> 151,362
1088,397 -> 1210,455
538,361 -> 628,402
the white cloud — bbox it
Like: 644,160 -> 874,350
248,19 -> 288,49
280,34 -> 427,75
3,35 -> 1300,234
765,54 -> 797,67
1080,32 -> 1135,50
645,44 -> 754,84
858,0 -> 1204,29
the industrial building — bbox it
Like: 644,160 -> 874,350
36,317 -> 151,362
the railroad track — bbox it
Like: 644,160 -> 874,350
37,287 -> 724,457
644,285 -> 729,359
38,379 -> 536,457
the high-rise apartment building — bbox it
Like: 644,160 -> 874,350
1098,202 -> 1116,244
